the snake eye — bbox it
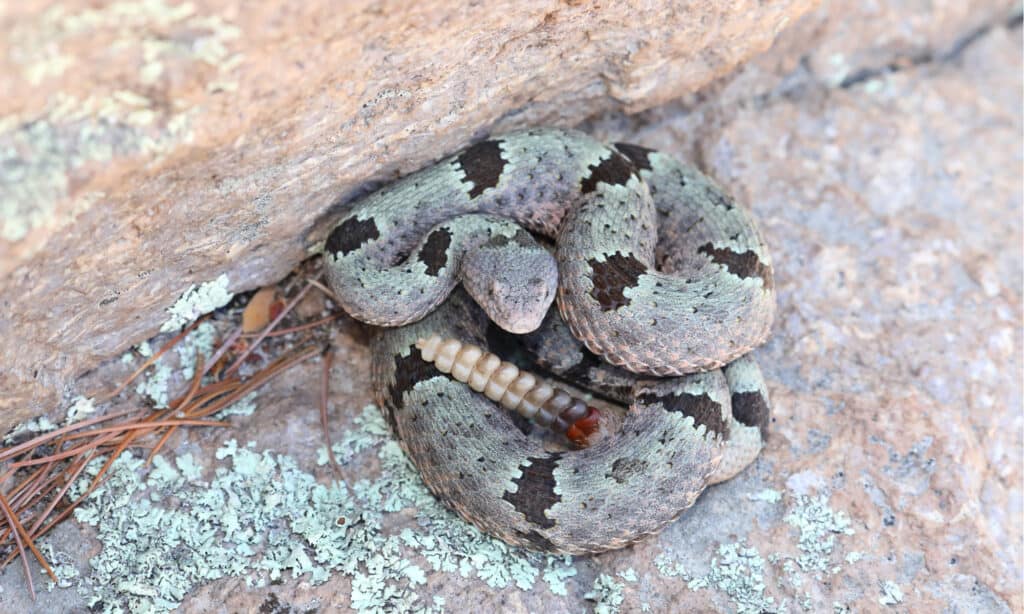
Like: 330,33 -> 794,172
565,406 -> 601,447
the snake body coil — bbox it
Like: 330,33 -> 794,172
326,128 -> 776,554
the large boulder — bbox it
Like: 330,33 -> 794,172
0,0 -> 816,428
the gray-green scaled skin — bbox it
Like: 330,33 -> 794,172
371,292 -> 770,554
326,128 -> 776,553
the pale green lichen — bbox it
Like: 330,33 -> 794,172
617,568 -> 638,583
826,53 -> 851,87
689,542 -> 777,614
60,405 -> 581,612
175,321 -> 219,380
0,394 -> 96,446
862,78 -> 888,95
2,0 -> 246,246
127,321 -> 229,409
121,321 -> 256,418
763,493 -> 857,609
0,101 -> 194,244
64,396 -> 97,425
748,488 -> 783,504
134,363 -> 173,408
783,494 -> 855,575
136,341 -> 153,358
39,542 -> 81,591
160,274 -> 233,333
540,556 -> 577,596
3,415 -> 58,445
71,445 -> 356,612
214,392 -> 258,419
584,574 -> 625,614
654,552 -> 689,579
653,490 -> 861,612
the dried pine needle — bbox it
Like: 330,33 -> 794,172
0,278 -> 338,599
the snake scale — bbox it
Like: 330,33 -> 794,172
324,128 -> 776,554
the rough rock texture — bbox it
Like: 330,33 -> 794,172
0,0 -> 1021,612
0,0 -> 816,428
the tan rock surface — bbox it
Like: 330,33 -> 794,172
0,0 -> 816,428
0,1 -> 1020,613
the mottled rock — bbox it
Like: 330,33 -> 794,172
0,0 -> 815,426
590,4 -> 1023,610
0,0 -> 1020,613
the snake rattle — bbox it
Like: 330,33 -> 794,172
325,128 -> 776,554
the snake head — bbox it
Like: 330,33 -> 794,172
463,264 -> 558,334
461,225 -> 559,335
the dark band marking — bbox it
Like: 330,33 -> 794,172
516,529 -> 556,551
487,228 -> 536,249
388,348 -> 441,418
418,227 -> 453,276
580,151 -> 637,194
502,453 -> 563,528
607,457 -> 648,484
731,390 -> 770,440
638,391 -> 728,438
587,252 -> 647,311
326,216 -> 380,257
697,243 -> 773,288
456,139 -> 506,198
613,142 -> 654,171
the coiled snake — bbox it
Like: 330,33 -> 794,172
324,128 -> 775,554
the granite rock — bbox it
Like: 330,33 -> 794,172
0,0 -> 815,427
0,0 -> 1020,612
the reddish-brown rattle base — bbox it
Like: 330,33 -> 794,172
566,406 -> 602,447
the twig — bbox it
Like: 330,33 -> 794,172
202,326 -> 242,378
0,453 -> 97,572
10,432 -> 122,468
0,278 -> 336,593
319,349 -> 345,483
25,452 -> 95,540
242,313 -> 341,338
224,284 -> 312,375
102,317 -> 206,401
0,409 -> 140,463
0,490 -> 35,600
144,355 -> 208,464
47,419 -> 227,447
0,488 -> 57,586
305,277 -> 342,304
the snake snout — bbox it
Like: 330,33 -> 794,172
483,277 -> 555,334
461,235 -> 559,334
